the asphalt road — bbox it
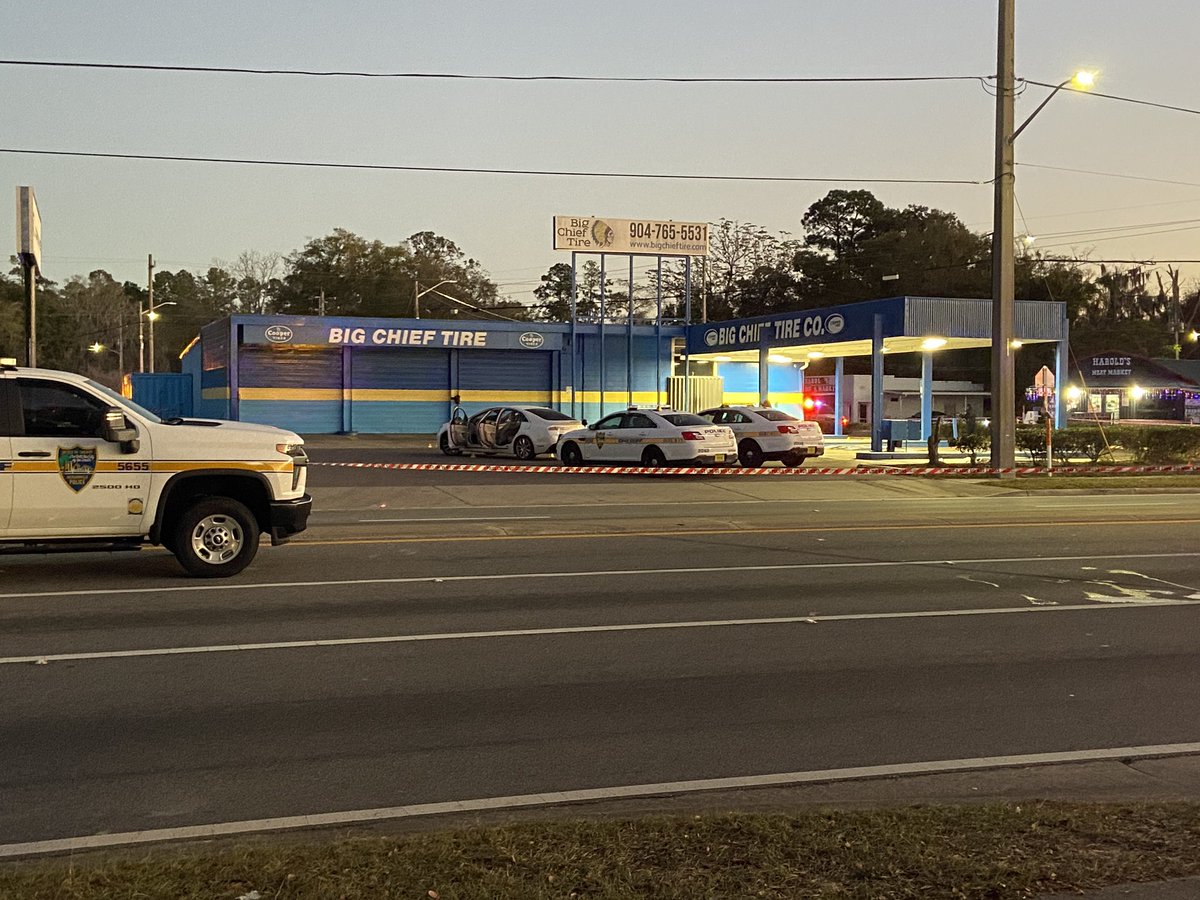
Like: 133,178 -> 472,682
1,469 -> 1199,848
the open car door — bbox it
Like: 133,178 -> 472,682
495,408 -> 523,448
449,407 -> 469,448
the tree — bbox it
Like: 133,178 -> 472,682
800,189 -> 891,257
532,263 -> 576,321
273,229 -> 501,319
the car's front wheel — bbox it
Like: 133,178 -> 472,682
559,442 -> 584,466
172,497 -> 260,578
439,433 -> 462,456
513,435 -> 536,461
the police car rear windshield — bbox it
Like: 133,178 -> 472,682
758,409 -> 798,422
525,408 -> 575,421
662,413 -> 711,427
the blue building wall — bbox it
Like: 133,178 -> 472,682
716,362 -> 806,416
184,315 -> 684,434
128,373 -> 194,419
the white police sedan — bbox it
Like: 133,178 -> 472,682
438,406 -> 583,460
699,405 -> 825,467
556,408 -> 737,467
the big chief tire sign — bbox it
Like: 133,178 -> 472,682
553,216 -> 709,256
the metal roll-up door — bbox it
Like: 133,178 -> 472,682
352,348 -> 451,433
457,350 -> 553,407
238,346 -> 343,432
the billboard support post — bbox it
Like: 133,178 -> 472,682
16,186 -> 42,367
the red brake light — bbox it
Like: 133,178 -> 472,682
681,431 -> 704,441
777,424 -> 798,434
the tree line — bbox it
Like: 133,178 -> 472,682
4,194 -> 1197,389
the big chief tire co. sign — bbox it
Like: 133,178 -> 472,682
553,216 -> 709,256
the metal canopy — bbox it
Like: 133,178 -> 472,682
684,295 -> 1070,450
686,296 -> 1067,360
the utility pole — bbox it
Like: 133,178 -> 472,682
413,281 -> 422,319
318,287 -> 326,316
990,0 -> 1017,473
141,255 -> 153,373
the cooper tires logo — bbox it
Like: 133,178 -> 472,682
265,324 -> 294,344
703,330 -> 719,347
825,314 -> 845,335
519,332 -> 545,349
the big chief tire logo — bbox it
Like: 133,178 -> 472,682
703,330 -> 719,347
825,314 -> 845,335
57,446 -> 97,493
590,219 -> 615,248
519,332 -> 545,349
265,324 -> 294,344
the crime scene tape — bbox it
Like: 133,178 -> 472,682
312,461 -> 1200,477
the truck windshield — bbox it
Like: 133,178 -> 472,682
86,379 -> 163,424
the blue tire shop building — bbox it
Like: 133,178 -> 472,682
178,295 -> 1068,446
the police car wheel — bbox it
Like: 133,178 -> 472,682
513,436 -> 536,460
172,497 -> 260,578
641,446 -> 667,468
738,440 -> 764,468
560,442 -> 583,466
439,433 -> 462,456
783,452 -> 807,467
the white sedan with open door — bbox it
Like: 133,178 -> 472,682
438,405 -> 583,460
555,408 -> 737,468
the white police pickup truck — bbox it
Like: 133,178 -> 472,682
0,361 -> 311,576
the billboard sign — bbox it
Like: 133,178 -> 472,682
16,186 -> 41,270
553,216 -> 709,256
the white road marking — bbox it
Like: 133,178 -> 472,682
357,515 -> 553,523
1,552 -> 1198,601
3,741 -> 1199,858
4,599 -> 1198,666
314,494 -> 1190,514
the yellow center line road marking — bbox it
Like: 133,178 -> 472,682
4,741 -> 1200,858
4,599 -> 1198,666
297,517 -> 1200,546
1,552 -> 1197,601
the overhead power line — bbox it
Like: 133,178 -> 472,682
0,58 -> 985,84
0,147 -> 986,185
1018,163 -> 1200,190
1021,79 -> 1200,118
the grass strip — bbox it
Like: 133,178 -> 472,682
3,802 -> 1200,899
1008,475 -> 1200,491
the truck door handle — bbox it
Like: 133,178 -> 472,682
18,451 -> 52,458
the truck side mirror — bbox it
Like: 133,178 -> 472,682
103,407 -> 140,453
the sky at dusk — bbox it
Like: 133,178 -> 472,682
4,0 -> 1199,304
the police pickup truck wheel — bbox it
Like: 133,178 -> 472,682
513,436 -> 536,461
738,440 -> 764,468
172,497 -> 260,577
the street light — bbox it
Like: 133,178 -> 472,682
992,0 -> 1097,472
144,301 -> 176,374
413,279 -> 457,319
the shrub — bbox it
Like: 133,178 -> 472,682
1120,425 -> 1200,463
